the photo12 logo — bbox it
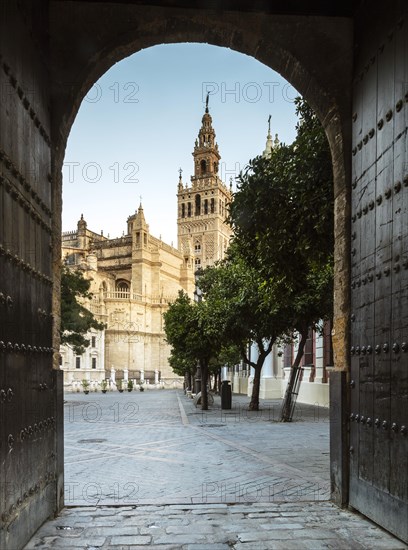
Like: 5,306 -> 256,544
63,161 -> 139,184
64,481 -> 139,504
84,81 -> 140,104
202,81 -> 297,104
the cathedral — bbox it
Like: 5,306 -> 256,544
60,102 -> 233,387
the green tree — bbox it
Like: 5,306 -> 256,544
199,248 -> 292,411
163,291 -> 221,410
229,97 -> 334,420
60,266 -> 105,355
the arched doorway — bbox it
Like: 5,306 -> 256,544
49,4 -> 351,530
2,7 -> 352,548
5,2 -> 407,547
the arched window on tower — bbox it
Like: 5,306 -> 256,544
210,198 -> 215,213
116,280 -> 130,299
194,241 -> 201,253
187,202 -> 192,217
213,162 -> 218,173
195,194 -> 201,216
181,204 -> 185,218
204,199 -> 208,214
200,159 -> 207,175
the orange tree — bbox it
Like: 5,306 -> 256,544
229,98 -> 334,420
164,290 -> 222,410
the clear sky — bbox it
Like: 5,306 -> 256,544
62,43 -> 299,245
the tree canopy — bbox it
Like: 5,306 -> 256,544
229,97 -> 333,292
60,266 -> 106,355
229,98 -> 334,331
198,245 -> 292,410
228,97 -> 334,418
163,290 -> 222,409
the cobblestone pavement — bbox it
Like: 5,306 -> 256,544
63,390 -> 330,506
24,390 -> 407,549
25,501 -> 406,549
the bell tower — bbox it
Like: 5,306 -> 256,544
177,96 -> 232,269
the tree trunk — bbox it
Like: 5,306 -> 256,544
280,327 -> 309,422
249,365 -> 262,410
201,361 -> 209,410
247,340 -> 274,411
186,370 -> 192,391
216,368 -> 221,393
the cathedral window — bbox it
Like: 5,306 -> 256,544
195,241 -> 201,253
187,202 -> 192,217
204,199 -> 208,214
200,159 -> 207,174
92,358 -> 97,369
116,281 -> 130,298
76,357 -> 81,369
195,258 -> 201,267
181,204 -> 185,218
210,198 -> 215,213
195,194 -> 201,216
91,336 -> 96,347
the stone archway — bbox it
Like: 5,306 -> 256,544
50,3 -> 353,522
1,3 -> 355,548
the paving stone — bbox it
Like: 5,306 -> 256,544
185,545 -> 230,549
165,524 -> 216,535
37,536 -> 107,547
84,526 -> 141,537
121,546 -> 183,550
134,505 -> 165,511
154,534 -> 210,544
259,522 -> 304,530
233,542 -> 276,550
291,527 -> 339,539
109,535 -> 152,545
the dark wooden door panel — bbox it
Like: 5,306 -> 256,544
350,11 -> 408,543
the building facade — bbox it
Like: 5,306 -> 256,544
60,103 -> 232,387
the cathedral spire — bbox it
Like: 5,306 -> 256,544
178,168 -> 183,191
134,199 -> 147,230
192,96 -> 220,179
263,115 -> 276,158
